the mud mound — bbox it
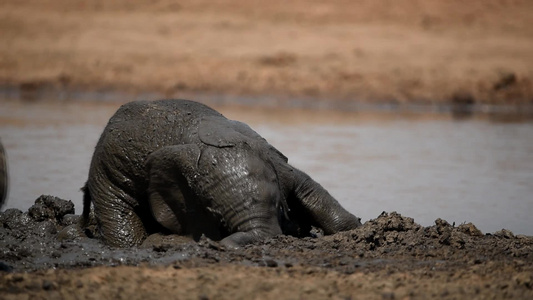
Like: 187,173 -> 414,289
1,196 -> 531,272
1,196 -> 532,299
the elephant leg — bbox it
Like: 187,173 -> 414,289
90,183 -> 147,247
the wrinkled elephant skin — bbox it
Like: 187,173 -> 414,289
82,99 -> 361,248
0,139 -> 7,209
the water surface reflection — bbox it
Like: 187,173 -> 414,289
1,99 -> 532,235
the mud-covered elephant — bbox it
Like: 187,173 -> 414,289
0,139 -> 7,209
81,99 -> 361,248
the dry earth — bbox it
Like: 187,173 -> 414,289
1,0 -> 533,106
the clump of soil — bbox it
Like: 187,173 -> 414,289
1,196 -> 532,299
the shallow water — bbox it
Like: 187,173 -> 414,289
1,99 -> 532,235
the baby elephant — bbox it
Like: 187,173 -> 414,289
82,99 -> 361,248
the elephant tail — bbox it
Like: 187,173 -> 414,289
79,182 -> 92,228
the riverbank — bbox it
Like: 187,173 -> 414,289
1,0 -> 532,106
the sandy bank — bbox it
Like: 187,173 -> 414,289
1,0 -> 532,106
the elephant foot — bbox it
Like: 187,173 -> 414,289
219,229 -> 278,250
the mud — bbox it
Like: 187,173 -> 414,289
1,196 -> 532,299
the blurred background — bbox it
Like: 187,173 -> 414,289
1,0 -> 532,235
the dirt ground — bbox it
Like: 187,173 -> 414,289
1,196 -> 532,299
1,0 -> 533,106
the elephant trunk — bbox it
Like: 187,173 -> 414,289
291,169 -> 361,234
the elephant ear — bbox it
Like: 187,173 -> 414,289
198,116 -> 288,162
199,116 -> 244,147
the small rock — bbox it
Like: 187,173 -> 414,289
15,246 -> 33,258
42,279 -> 58,290
32,195 -> 75,223
25,280 -> 42,291
61,214 -> 79,226
493,72 -> 517,90
36,220 -> 58,236
28,203 -> 54,222
264,259 -> 278,268
153,244 -> 171,253
0,262 -> 13,272
11,274 -> 25,282
457,223 -> 483,237
2,209 -> 35,230
513,272 -> 532,289
75,280 -> 84,288
451,91 -> 475,105
494,229 -> 515,239
435,218 -> 452,233
51,251 -> 62,259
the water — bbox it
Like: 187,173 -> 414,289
1,99 -> 532,235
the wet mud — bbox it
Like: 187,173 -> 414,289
1,196 -> 532,299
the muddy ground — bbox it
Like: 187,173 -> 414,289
1,0 -> 533,106
1,196 -> 532,299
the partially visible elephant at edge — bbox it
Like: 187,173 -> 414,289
81,99 -> 361,248
0,139 -> 7,209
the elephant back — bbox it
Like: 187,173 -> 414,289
88,100 -> 224,199
199,116 -> 288,163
